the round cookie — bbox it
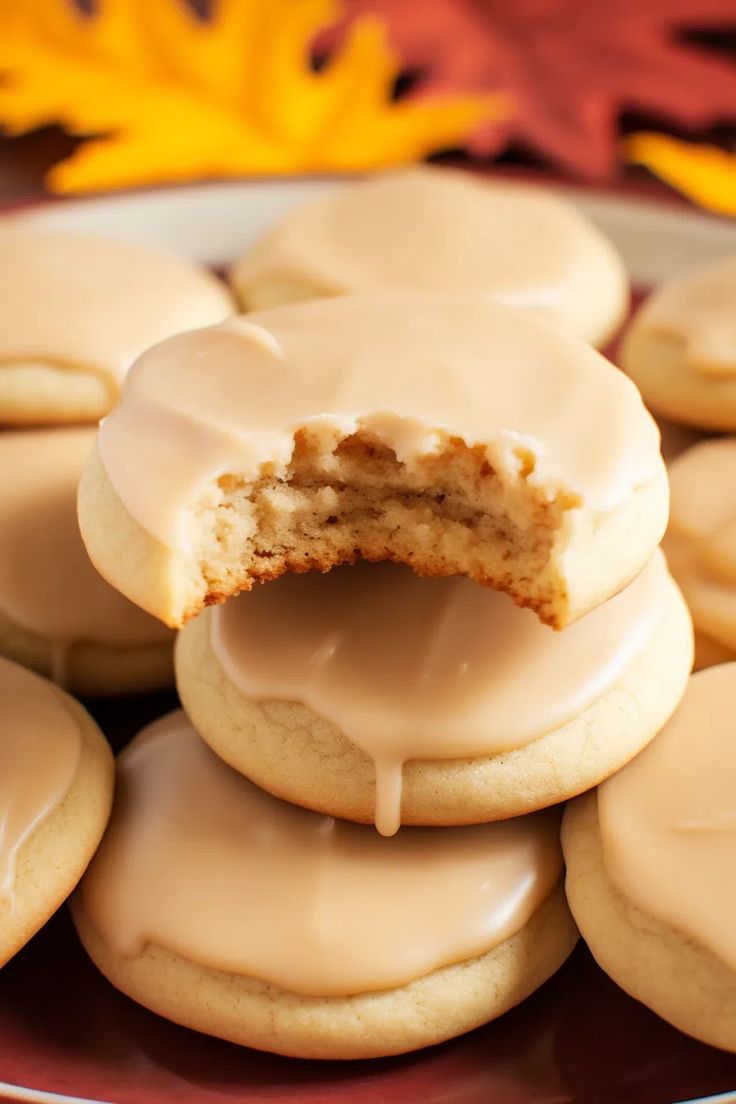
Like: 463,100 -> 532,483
72,711 -> 577,1059
79,294 -> 667,630
664,437 -> 736,670
175,553 -> 692,834
563,665 -> 736,1052
0,428 -> 174,695
230,166 -> 629,348
0,656 -> 114,967
0,226 -> 233,426
621,254 -> 736,430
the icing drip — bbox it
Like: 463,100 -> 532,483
211,555 -> 667,834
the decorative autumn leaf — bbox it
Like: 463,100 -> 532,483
322,0 -> 736,178
627,133 -> 736,217
0,0 -> 505,194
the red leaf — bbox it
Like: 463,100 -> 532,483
319,0 -> 736,178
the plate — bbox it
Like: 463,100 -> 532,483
2,176 -> 736,1104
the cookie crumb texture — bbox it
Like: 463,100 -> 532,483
81,410 -> 666,630
163,421 -> 661,633
194,428 -> 570,619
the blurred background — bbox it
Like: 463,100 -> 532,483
1,0 -> 736,212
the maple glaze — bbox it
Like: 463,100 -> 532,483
0,428 -> 172,685
211,555 -> 668,835
665,438 -> 736,652
599,664 -> 736,969
0,657 -> 80,902
78,710 -> 563,996
98,294 -> 662,550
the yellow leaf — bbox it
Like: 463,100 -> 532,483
627,132 -> 736,218
0,0 -> 509,194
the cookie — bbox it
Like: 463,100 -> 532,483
0,227 -> 233,426
176,552 -> 692,835
621,255 -> 736,430
72,711 -> 577,1059
78,294 -> 667,630
0,656 -> 113,967
663,437 -> 736,670
230,166 -> 628,348
563,665 -> 736,1052
0,428 -> 174,695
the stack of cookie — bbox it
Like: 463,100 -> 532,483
72,278 -> 694,1058
622,256 -> 736,670
0,225 -> 234,977
0,224 -> 233,695
559,253 -> 736,1054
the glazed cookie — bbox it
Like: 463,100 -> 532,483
230,166 -> 629,348
563,665 -> 736,1052
0,226 -> 233,425
0,428 -> 174,695
664,437 -> 736,670
72,711 -> 577,1059
176,553 -> 692,835
0,656 -> 113,967
79,294 -> 667,630
621,254 -> 736,430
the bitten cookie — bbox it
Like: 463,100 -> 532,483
230,166 -> 629,348
176,553 -> 692,835
0,226 -> 233,425
563,665 -> 736,1052
79,294 -> 667,630
0,656 -> 113,967
621,254 -> 736,430
0,428 -> 174,695
664,437 -> 736,670
72,711 -> 577,1059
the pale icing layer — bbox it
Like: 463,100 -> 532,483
211,554 -> 668,835
231,167 -> 628,343
0,226 -> 232,397
599,664 -> 736,971
0,428 -> 171,684
0,657 -> 80,901
97,294 -> 662,551
633,255 -> 736,378
665,438 -> 736,651
79,711 -> 563,996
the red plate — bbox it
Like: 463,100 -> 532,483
2,179 -> 736,1104
2,890 -> 736,1103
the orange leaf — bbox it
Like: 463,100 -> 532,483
627,132 -> 736,218
0,0 -> 508,193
